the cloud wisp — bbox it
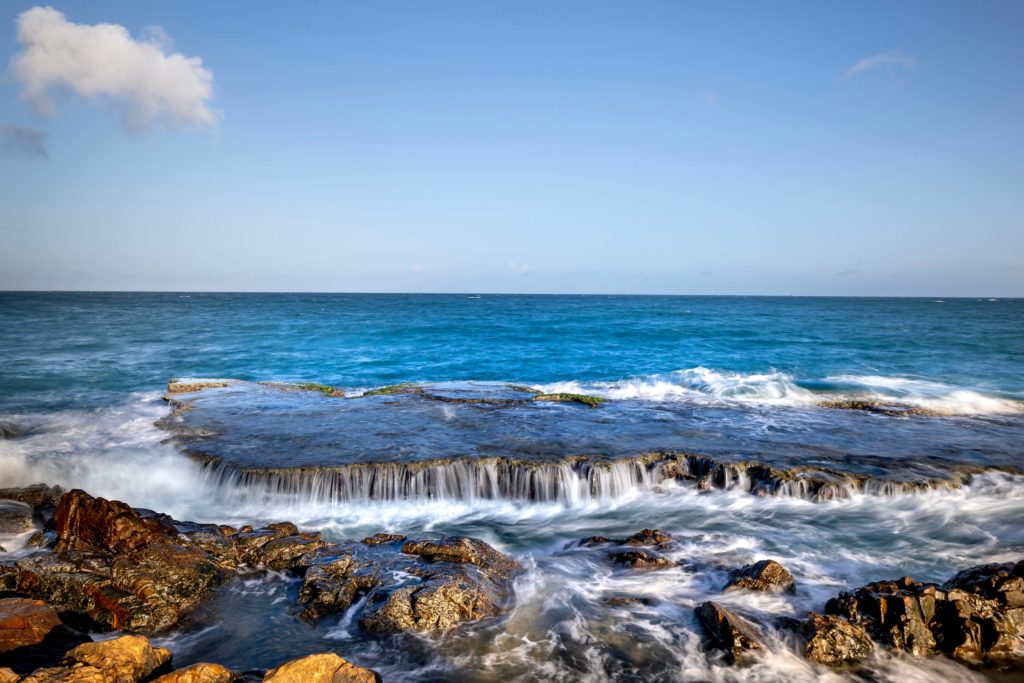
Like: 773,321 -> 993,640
0,125 -> 48,158
842,50 -> 916,80
10,7 -> 216,133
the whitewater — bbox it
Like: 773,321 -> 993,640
1,293 -> 1022,680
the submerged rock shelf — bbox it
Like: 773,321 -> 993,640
158,379 -> 1022,504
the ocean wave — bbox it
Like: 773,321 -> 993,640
536,367 -> 1023,416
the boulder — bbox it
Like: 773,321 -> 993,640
0,668 -> 17,683
0,598 -> 61,653
610,549 -> 672,570
263,653 -> 380,683
725,559 -> 796,594
800,612 -> 873,666
694,601 -> 764,663
402,537 -> 519,573
0,486 -> 63,511
19,635 -> 173,683
151,662 -> 235,683
298,551 -> 383,622
54,491 -> 178,554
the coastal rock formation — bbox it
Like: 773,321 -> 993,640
0,598 -> 89,674
19,635 -> 172,683
799,612 -> 874,666
263,653 -> 380,683
724,559 -> 796,594
574,529 -> 676,571
0,491 -> 326,632
299,535 -> 520,633
2,628 -> 382,683
825,561 -> 1024,664
694,601 -> 764,663
0,599 -> 62,654
151,662 -> 235,683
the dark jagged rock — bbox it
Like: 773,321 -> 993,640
799,612 -> 873,666
0,486 -> 63,529
694,601 -> 764,663
825,563 -> 1024,665
725,559 -> 796,594
623,528 -> 674,547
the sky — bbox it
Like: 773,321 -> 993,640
0,1 -> 1022,296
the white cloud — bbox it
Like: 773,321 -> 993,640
10,7 -> 216,132
842,50 -> 916,80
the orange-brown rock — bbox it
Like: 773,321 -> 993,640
263,653 -> 380,683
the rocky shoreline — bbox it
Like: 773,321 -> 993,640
1,485 -> 1022,680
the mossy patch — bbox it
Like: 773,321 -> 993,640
533,393 -> 605,408
360,382 -> 419,397
818,399 -> 936,417
296,382 -> 346,398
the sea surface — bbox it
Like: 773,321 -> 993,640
1,292 -> 1023,681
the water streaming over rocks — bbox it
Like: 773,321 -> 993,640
2,294 -> 1023,681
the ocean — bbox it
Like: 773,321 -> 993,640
1,292 -> 1022,681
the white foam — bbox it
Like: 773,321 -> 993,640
535,366 -> 1022,415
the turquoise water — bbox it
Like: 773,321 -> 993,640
1,292 -> 1022,411
1,293 -> 1023,682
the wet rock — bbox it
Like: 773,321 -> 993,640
0,597 -> 89,673
20,635 -> 174,683
0,501 -> 35,534
624,529 -> 674,547
151,662 -> 235,683
694,601 -> 764,663
825,563 -> 1024,664
54,490 -> 178,554
825,576 -> 939,656
603,595 -> 660,607
298,550 -> 383,622
800,612 -> 873,667
359,563 -> 507,633
300,536 -> 519,633
263,653 -> 380,683
610,548 -> 672,570
0,668 -> 17,683
166,381 -> 229,395
402,537 -> 520,574
361,533 -> 405,545
259,534 -> 328,571
725,559 -> 796,594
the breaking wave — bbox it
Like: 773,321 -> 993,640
537,366 -> 1023,415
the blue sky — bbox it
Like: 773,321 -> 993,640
0,1 -> 1021,295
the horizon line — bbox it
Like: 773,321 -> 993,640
0,290 -> 1019,300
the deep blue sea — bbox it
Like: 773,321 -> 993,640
1,293 -> 1022,682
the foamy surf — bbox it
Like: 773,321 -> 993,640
536,366 -> 1023,415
